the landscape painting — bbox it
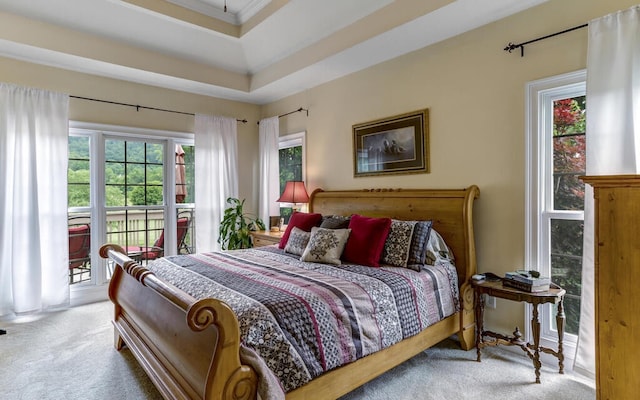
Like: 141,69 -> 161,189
353,109 -> 429,177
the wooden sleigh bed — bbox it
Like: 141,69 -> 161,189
100,185 -> 480,400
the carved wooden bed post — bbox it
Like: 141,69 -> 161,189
458,185 -> 480,350
101,244 -> 258,400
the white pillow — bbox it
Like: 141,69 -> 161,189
425,229 -> 454,265
300,227 -> 351,265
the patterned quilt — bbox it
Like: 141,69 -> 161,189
146,247 -> 460,395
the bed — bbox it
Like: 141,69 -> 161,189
100,185 -> 480,400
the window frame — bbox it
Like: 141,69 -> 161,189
68,121 -> 193,305
279,131 -> 306,177
525,70 -> 586,358
278,131 -> 306,214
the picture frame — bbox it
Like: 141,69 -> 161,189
353,109 -> 429,177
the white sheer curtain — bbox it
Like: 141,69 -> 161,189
0,83 -> 70,316
575,5 -> 640,377
194,115 -> 239,252
258,116 -> 280,227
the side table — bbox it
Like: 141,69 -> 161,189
250,230 -> 284,247
471,279 -> 566,383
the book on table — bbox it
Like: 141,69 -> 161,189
503,276 -> 550,292
504,271 -> 550,285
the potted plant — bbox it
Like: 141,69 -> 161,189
218,197 -> 266,250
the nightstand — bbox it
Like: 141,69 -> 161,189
472,279 -> 566,383
250,230 -> 284,247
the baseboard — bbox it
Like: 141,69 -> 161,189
70,283 -> 109,306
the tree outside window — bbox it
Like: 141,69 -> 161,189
551,95 -> 586,335
279,145 -> 303,223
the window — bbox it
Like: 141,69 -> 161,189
104,138 -> 167,259
526,70 -> 586,356
68,136 -> 91,208
67,123 -> 194,296
68,135 -> 92,284
278,132 -> 306,222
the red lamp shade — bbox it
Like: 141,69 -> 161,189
277,181 -> 310,204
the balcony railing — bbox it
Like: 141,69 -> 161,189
68,208 -> 195,285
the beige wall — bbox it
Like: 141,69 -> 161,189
261,0 -> 638,333
0,56 -> 261,209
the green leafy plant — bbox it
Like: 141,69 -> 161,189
218,197 -> 266,250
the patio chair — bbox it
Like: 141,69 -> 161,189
126,213 -> 191,261
68,218 -> 91,283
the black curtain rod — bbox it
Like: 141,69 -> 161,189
504,23 -> 588,57
70,95 -> 248,123
257,107 -> 308,125
279,107 -> 308,118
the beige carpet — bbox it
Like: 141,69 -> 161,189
0,301 -> 595,400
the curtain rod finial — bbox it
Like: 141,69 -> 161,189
504,42 -> 517,53
504,42 -> 524,57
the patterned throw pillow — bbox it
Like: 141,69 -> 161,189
381,220 -> 417,268
284,227 -> 311,256
319,215 -> 351,229
425,229 -> 455,265
300,227 -> 351,265
406,220 -> 434,271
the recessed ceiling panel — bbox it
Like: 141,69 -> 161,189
167,0 -> 271,25
241,0 -> 392,73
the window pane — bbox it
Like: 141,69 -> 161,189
68,136 -> 90,207
147,164 -> 163,185
106,209 -> 164,249
68,184 -> 90,207
145,186 -> 163,206
127,185 -> 155,205
105,139 -> 124,162
106,185 -> 126,207
177,208 -> 194,253
68,160 -> 90,183
147,143 -> 164,164
105,162 -> 125,184
106,140 -> 165,207
68,212 -> 91,284
279,145 -> 303,223
550,218 -> 583,335
279,146 -> 303,189
177,144 -> 194,204
553,97 -> 586,211
69,136 -> 90,158
126,141 -> 145,163
128,163 -> 145,184
553,135 -> 585,211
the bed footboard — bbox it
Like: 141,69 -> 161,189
101,244 -> 257,400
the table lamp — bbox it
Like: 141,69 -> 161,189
277,181 -> 310,212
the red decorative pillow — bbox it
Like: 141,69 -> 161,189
278,212 -> 323,249
342,214 -> 392,267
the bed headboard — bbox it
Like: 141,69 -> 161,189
309,186 -> 480,285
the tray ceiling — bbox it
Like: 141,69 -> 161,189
0,0 -> 548,104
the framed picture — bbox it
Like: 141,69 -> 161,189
353,109 -> 429,177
